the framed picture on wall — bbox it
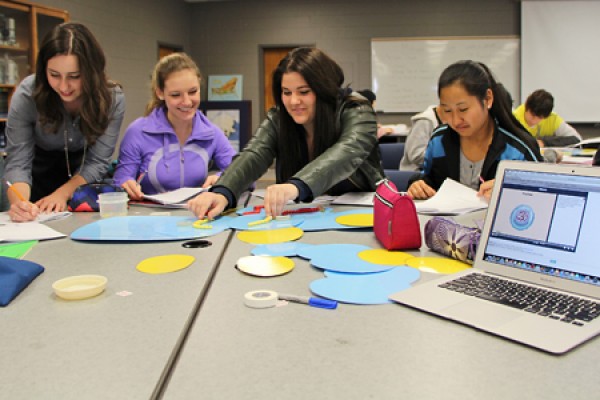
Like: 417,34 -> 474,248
207,74 -> 243,101
200,100 -> 252,152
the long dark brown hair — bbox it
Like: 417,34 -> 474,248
272,47 -> 348,181
33,22 -> 118,145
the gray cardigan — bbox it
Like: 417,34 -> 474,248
4,74 -> 125,186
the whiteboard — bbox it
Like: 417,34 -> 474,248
522,1 -> 600,122
371,37 -> 520,113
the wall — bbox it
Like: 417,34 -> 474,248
189,0 -> 519,129
37,0 -> 193,149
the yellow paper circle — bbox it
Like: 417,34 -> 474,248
358,249 -> 415,265
406,257 -> 471,274
136,254 -> 195,274
236,227 -> 304,244
236,255 -> 295,277
335,213 -> 374,227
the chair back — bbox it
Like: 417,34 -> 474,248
379,142 -> 405,169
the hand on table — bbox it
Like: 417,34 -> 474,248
407,180 -> 436,200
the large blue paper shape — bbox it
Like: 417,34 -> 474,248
71,216 -> 233,241
299,209 -> 374,231
251,242 -> 313,257
227,214 -> 304,231
310,267 -> 421,305
298,243 -> 392,274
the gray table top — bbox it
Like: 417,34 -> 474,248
0,207 -> 232,400
161,212 -> 600,400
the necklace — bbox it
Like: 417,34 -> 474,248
64,126 -> 86,178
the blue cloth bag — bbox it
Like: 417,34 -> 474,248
0,256 -> 44,306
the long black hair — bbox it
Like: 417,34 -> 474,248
33,22 -> 118,145
272,47 -> 347,182
437,60 -> 538,153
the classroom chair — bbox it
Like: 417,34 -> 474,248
379,142 -> 405,170
384,169 -> 413,192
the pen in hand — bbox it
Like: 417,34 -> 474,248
136,171 -> 146,186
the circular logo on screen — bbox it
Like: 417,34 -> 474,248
510,205 -> 535,231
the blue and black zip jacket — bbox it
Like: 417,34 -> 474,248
409,122 -> 542,191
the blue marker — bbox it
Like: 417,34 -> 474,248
278,293 -> 338,309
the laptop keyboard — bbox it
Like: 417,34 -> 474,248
439,273 -> 600,326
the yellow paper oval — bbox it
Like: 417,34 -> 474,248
136,254 -> 195,274
358,249 -> 415,265
335,213 -> 374,227
236,255 -> 295,277
236,227 -> 304,244
406,257 -> 471,274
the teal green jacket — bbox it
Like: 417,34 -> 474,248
213,96 -> 384,205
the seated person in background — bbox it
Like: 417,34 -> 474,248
5,23 -> 125,222
357,89 -> 394,139
407,60 -> 542,202
513,89 -> 582,148
188,47 -> 384,219
399,105 -> 443,172
594,149 -> 600,166
113,53 -> 236,200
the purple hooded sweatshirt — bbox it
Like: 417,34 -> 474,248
113,107 -> 237,194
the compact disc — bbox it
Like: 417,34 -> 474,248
236,255 -> 295,277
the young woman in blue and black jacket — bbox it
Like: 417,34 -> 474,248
408,60 -> 542,201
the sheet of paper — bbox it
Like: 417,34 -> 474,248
0,222 -> 66,242
415,178 -> 488,215
331,192 -> 374,206
142,187 -> 205,205
0,211 -> 71,225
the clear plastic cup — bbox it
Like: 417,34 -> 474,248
97,192 -> 128,218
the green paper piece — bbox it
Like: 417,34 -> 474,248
0,240 -> 38,259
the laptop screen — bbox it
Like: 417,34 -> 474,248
483,167 -> 600,287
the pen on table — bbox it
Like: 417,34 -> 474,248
278,293 -> 338,309
6,180 -> 27,202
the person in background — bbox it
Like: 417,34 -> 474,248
513,89 -> 582,148
4,22 -> 125,222
399,105 -> 444,172
113,53 -> 236,200
357,89 -> 393,139
188,47 -> 384,219
407,60 -> 542,201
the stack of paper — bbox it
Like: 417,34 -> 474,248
415,178 -> 488,215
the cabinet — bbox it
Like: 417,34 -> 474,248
0,0 -> 69,121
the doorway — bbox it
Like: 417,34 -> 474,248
261,46 -> 308,115
158,43 -> 183,60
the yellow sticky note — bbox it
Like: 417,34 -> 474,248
136,254 -> 195,274
236,227 -> 303,244
358,249 -> 414,265
335,213 -> 374,227
406,257 -> 471,274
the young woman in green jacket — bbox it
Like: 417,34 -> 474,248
188,47 -> 383,219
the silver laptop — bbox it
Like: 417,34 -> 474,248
389,160 -> 600,354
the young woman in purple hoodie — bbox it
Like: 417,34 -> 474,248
113,53 -> 236,200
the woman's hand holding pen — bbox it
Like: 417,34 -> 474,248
477,178 -> 495,202
6,182 -> 39,222
121,179 -> 144,201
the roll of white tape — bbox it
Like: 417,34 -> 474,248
244,290 -> 278,309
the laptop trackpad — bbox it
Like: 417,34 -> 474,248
442,300 -> 522,329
